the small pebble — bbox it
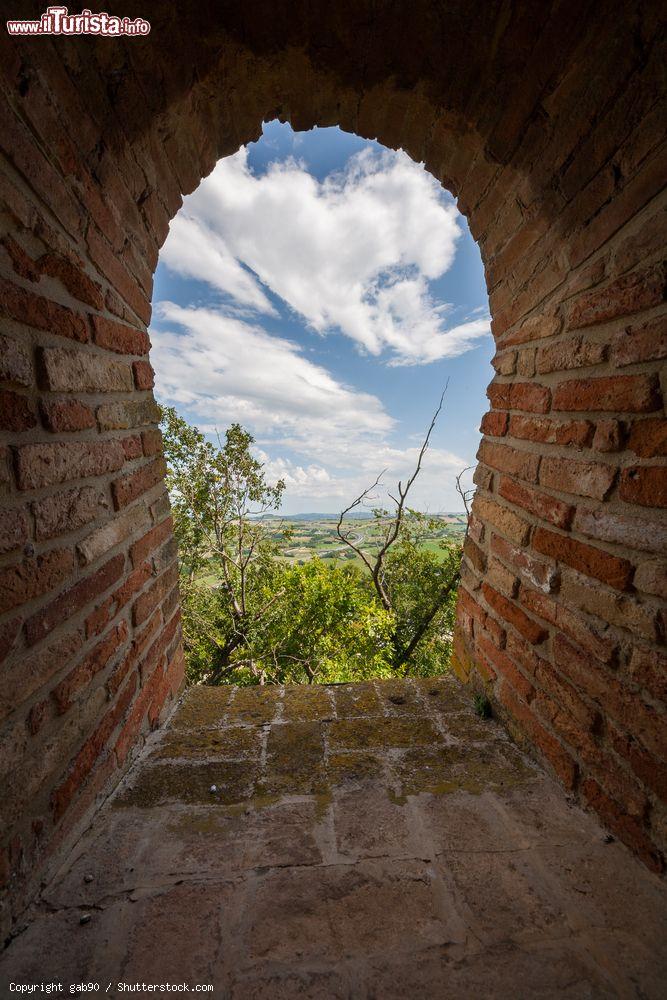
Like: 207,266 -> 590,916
83,874 -> 94,884
79,913 -> 92,925
210,784 -> 217,793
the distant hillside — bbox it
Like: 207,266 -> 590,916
255,511 -> 466,522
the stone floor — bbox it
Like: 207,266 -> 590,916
2,677 -> 666,998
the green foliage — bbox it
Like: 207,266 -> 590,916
473,692 -> 493,719
161,406 -> 461,687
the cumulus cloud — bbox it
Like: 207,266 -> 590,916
161,146 -> 490,365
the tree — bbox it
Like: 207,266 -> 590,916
336,392 -> 462,674
161,407 -> 288,683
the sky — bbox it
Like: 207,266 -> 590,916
150,121 -> 493,514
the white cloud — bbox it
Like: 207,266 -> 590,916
151,301 -> 473,511
161,146 -> 490,366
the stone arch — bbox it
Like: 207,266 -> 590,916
0,1 -> 664,931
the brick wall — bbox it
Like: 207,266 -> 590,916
0,0 -> 664,936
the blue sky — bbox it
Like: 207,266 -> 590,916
150,121 -> 493,513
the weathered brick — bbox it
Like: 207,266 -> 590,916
76,503 -> 151,566
490,350 -> 516,375
560,570 -> 658,642
480,410 -> 508,437
53,622 -> 128,714
37,252 -> 104,310
629,645 -> 667,705
33,486 -> 109,541
477,440 -> 540,483
581,778 -> 663,873
610,724 -> 667,802
141,428 -> 163,457
535,335 -> 607,374
112,457 -> 166,510
96,398 -> 161,431
619,466 -> 667,508
16,440 -> 125,490
626,419 -> 667,458
133,360 -> 155,389
0,628 -> 84,725
38,346 -> 133,393
472,495 -> 530,545
477,632 -> 534,702
0,333 -> 33,386
91,314 -> 150,356
481,582 -> 547,644
508,414 -> 593,448
0,390 -> 37,431
508,381 -> 551,413
40,398 -> 96,433
497,313 -> 561,348
612,315 -> 667,367
487,382 -> 510,409
25,553 -> 125,646
132,562 -> 179,626
0,548 -> 74,615
463,535 -> 486,574
498,475 -> 574,530
0,506 -> 29,554
498,680 -> 577,789
539,456 -> 615,500
490,533 -> 559,593
574,505 -> 667,554
592,420 -> 623,453
0,277 -> 88,342
553,374 -> 661,413
485,557 -> 518,597
634,561 -> 667,600
519,586 -> 618,664
568,263 -> 666,329
533,527 -> 634,591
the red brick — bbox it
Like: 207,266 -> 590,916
0,390 -> 37,431
91,314 -> 150,356
133,360 -> 155,389
16,440 -> 125,490
619,465 -> 667,508
490,533 -> 559,592
634,560 -> 667,601
480,410 -> 508,437
508,415 -> 593,448
0,277 -> 88,342
539,455 -> 615,500
38,345 -> 133,393
0,333 -> 33,386
477,440 -> 540,483
472,495 -> 530,545
25,553 -> 125,647
592,419 -> 624,453
612,316 -> 667,367
113,562 -> 152,610
1,235 -> 40,282
573,505 -> 666,555
535,335 -> 607,374
553,374 -> 661,413
52,622 -> 128,714
508,382 -> 551,413
0,616 -> 21,667
581,778 -> 663,873
33,485 -> 109,541
0,507 -> 29,554
141,428 -> 163,457
609,724 -> 667,801
519,586 -> 617,664
498,475 -> 574,530
132,563 -> 179,626
0,548 -> 74,615
40,398 -> 96,433
628,645 -> 667,705
37,252 -> 104,310
481,582 -> 547,644
51,672 -> 138,823
0,628 -> 83,724
498,680 -> 577,789
477,632 -> 534,702
487,382 -> 510,409
112,457 -> 166,509
568,263 -> 666,330
87,227 -> 151,326
121,435 -> 143,461
533,527 -> 634,590
626,419 -> 667,458
463,535 -> 486,573
497,313 -> 561,348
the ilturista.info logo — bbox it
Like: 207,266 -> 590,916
6,5 -> 150,36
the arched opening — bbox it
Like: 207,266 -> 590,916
0,4 -> 664,964
151,118 -> 492,688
